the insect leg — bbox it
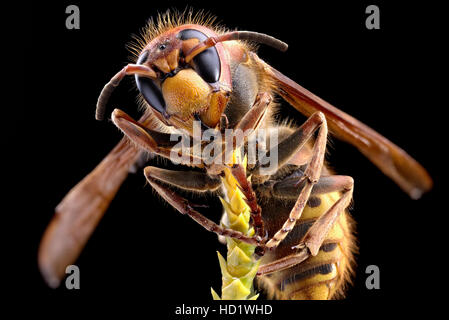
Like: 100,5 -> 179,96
213,92 -> 272,164
146,176 -> 262,246
234,92 -> 272,132
251,112 -> 327,176
112,109 -> 203,165
257,175 -> 353,276
264,112 -> 328,251
261,172 -> 353,200
230,164 -> 265,239
143,166 -> 221,192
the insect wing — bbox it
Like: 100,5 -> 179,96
257,57 -> 432,198
38,137 -> 142,287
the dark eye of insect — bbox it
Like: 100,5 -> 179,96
137,50 -> 149,65
178,29 -> 221,83
135,50 -> 166,115
158,44 -> 167,50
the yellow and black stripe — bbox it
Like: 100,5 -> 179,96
257,190 -> 356,300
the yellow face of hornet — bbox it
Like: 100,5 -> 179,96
162,69 -> 210,119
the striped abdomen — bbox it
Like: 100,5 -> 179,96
256,186 -> 356,300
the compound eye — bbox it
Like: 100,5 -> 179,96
178,29 -> 221,83
135,50 -> 166,115
137,50 -> 149,65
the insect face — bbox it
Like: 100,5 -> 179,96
133,25 -> 232,133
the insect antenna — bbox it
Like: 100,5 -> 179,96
185,31 -> 288,63
96,64 -> 157,121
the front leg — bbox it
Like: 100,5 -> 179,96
112,109 -> 203,166
209,92 -> 272,168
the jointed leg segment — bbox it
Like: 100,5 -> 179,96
253,112 -> 328,176
112,109 -> 204,166
264,111 -> 328,251
231,164 -> 265,239
146,176 -> 262,246
144,167 -> 221,192
258,174 -> 353,276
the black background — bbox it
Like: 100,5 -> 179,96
9,0 -> 445,316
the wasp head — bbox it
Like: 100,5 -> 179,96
95,21 -> 286,135
134,25 -> 231,134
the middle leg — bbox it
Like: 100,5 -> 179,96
264,111 -> 328,251
146,175 -> 262,246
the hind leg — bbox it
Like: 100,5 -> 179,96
257,175 -> 353,276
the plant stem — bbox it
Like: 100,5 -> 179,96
211,153 -> 260,300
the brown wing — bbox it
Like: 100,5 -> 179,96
38,109 -> 161,287
38,137 -> 142,287
255,55 -> 432,199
